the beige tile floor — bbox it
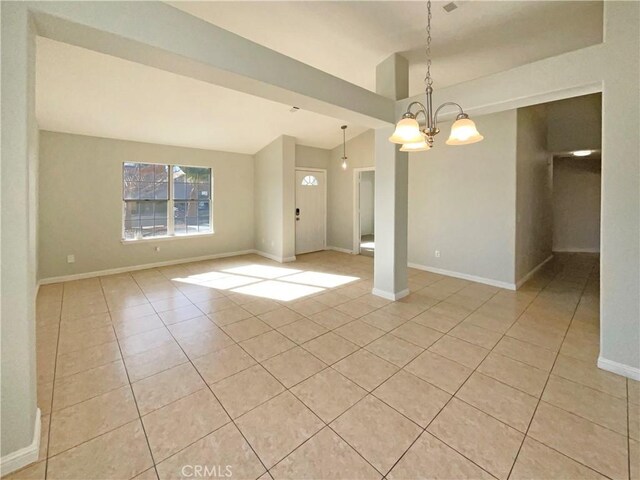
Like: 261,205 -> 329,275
6,251 -> 639,480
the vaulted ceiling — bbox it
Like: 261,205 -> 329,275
36,1 -> 603,154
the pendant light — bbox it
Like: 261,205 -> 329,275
389,0 -> 483,150
340,125 -> 348,170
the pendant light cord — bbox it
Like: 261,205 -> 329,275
424,0 -> 433,88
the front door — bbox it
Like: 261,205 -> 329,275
295,170 -> 326,254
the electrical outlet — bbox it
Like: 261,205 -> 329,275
434,250 -> 441,258
67,254 -> 75,264
155,246 -> 161,252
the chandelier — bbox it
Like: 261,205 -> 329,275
389,0 -> 483,151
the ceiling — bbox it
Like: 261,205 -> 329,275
36,1 -> 603,154
36,37 -> 367,154
170,1 -> 603,96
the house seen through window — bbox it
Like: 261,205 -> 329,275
123,163 -> 212,240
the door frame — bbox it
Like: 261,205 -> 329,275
295,168 -> 327,254
352,167 -> 375,254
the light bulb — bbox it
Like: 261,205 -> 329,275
572,150 -> 593,157
341,159 -> 348,170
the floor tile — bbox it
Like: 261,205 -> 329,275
411,309 -> 462,333
57,325 -> 116,355
192,344 -> 256,385
132,363 -> 205,415
456,372 -> 538,432
55,341 -> 122,378
427,398 -> 524,479
335,299 -> 379,318
448,322 -> 502,349
49,385 -> 138,456
119,328 -> 175,357
404,350 -> 472,394
478,352 -> 548,397
429,301 -> 473,321
492,336 -> 556,371
277,318 -> 328,344
239,330 -> 295,362
291,368 -> 366,422
302,332 -> 360,365
510,437 -> 607,480
528,401 -> 628,480
222,317 -> 272,342
46,420 -> 153,480
142,389 -> 230,462
360,310 -> 406,332
209,306 -> 254,327
262,346 -> 326,388
390,322 -> 442,349
211,364 -> 285,418
364,334 -> 423,367
542,375 -> 628,435
165,316 -> 216,340
428,335 -> 489,369
155,423 -> 265,480
259,307 -> 303,329
243,298 -> 281,316
308,308 -> 354,330
236,391 -> 323,468
388,432 -> 493,480
53,360 -> 129,411
333,349 -> 398,391
176,327 -> 234,359
124,342 -> 188,383
331,395 -> 422,475
270,427 -> 379,480
334,320 -> 385,347
373,370 -> 450,427
552,354 -> 627,399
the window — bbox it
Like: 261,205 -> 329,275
301,175 -> 319,186
123,163 -> 212,240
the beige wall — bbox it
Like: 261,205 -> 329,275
553,157 -> 601,252
254,135 -> 296,261
38,131 -> 254,280
547,93 -> 601,153
328,129 -> 374,250
295,144 -> 329,169
408,110 -> 518,286
515,105 -> 553,283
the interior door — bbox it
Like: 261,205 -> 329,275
295,170 -> 326,255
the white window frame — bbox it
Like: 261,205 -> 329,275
121,162 -> 214,243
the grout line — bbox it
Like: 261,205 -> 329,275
97,276 -> 161,480
42,284 -> 64,480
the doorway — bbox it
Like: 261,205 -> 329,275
295,169 -> 326,255
353,168 -> 375,256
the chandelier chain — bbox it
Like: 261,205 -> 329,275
424,0 -> 433,87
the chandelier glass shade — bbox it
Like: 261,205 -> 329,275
390,0 -> 483,151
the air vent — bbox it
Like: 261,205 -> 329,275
443,2 -> 458,13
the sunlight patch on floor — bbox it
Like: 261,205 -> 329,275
231,280 -> 324,301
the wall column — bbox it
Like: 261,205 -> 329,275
372,54 -> 409,300
0,1 -> 40,473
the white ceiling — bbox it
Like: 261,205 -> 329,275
36,37 -> 368,154
36,1 -> 602,154
170,1 -> 603,95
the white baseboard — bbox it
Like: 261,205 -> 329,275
408,263 -> 516,291
255,251 -> 296,263
516,255 -> 554,289
38,250 -> 257,285
371,288 -> 410,301
598,356 -> 640,381
326,246 -> 354,254
553,248 -> 600,253
0,408 -> 41,477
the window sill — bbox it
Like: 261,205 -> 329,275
121,232 -> 215,245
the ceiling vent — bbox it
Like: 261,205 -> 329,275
443,2 -> 458,13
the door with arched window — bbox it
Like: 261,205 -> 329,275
295,169 -> 326,254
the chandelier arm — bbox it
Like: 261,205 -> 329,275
433,102 -> 465,129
